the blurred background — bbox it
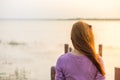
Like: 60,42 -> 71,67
0,0 -> 120,80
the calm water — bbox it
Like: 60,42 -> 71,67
0,20 -> 120,80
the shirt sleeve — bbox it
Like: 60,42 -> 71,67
55,56 -> 65,80
95,56 -> 105,80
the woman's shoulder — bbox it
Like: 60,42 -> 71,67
56,52 -> 71,67
57,52 -> 87,63
57,52 -> 71,61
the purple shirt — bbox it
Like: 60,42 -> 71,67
55,52 -> 105,80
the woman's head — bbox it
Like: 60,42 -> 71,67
71,21 -> 94,54
71,21 -> 105,76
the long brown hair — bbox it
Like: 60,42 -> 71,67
71,21 -> 105,76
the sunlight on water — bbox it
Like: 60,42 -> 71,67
0,20 -> 120,80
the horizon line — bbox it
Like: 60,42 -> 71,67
0,18 -> 120,20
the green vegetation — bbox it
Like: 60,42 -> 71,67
8,41 -> 25,46
0,72 -> 6,75
0,69 -> 29,80
0,40 -> 25,46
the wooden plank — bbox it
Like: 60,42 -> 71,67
69,47 -> 72,52
115,67 -> 120,80
64,44 -> 69,53
51,66 -> 55,80
99,44 -> 102,57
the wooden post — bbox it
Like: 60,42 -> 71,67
69,47 -> 72,52
64,44 -> 69,53
51,44 -> 69,80
51,66 -> 55,80
99,44 -> 102,57
115,67 -> 120,80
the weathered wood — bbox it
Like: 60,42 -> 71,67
64,44 -> 69,53
99,44 -> 102,57
51,66 -> 55,80
69,47 -> 72,52
115,67 -> 120,80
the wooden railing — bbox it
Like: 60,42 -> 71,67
50,44 -> 120,80
115,67 -> 120,80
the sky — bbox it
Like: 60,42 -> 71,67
0,0 -> 120,19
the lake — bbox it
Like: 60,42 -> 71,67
0,20 -> 120,80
